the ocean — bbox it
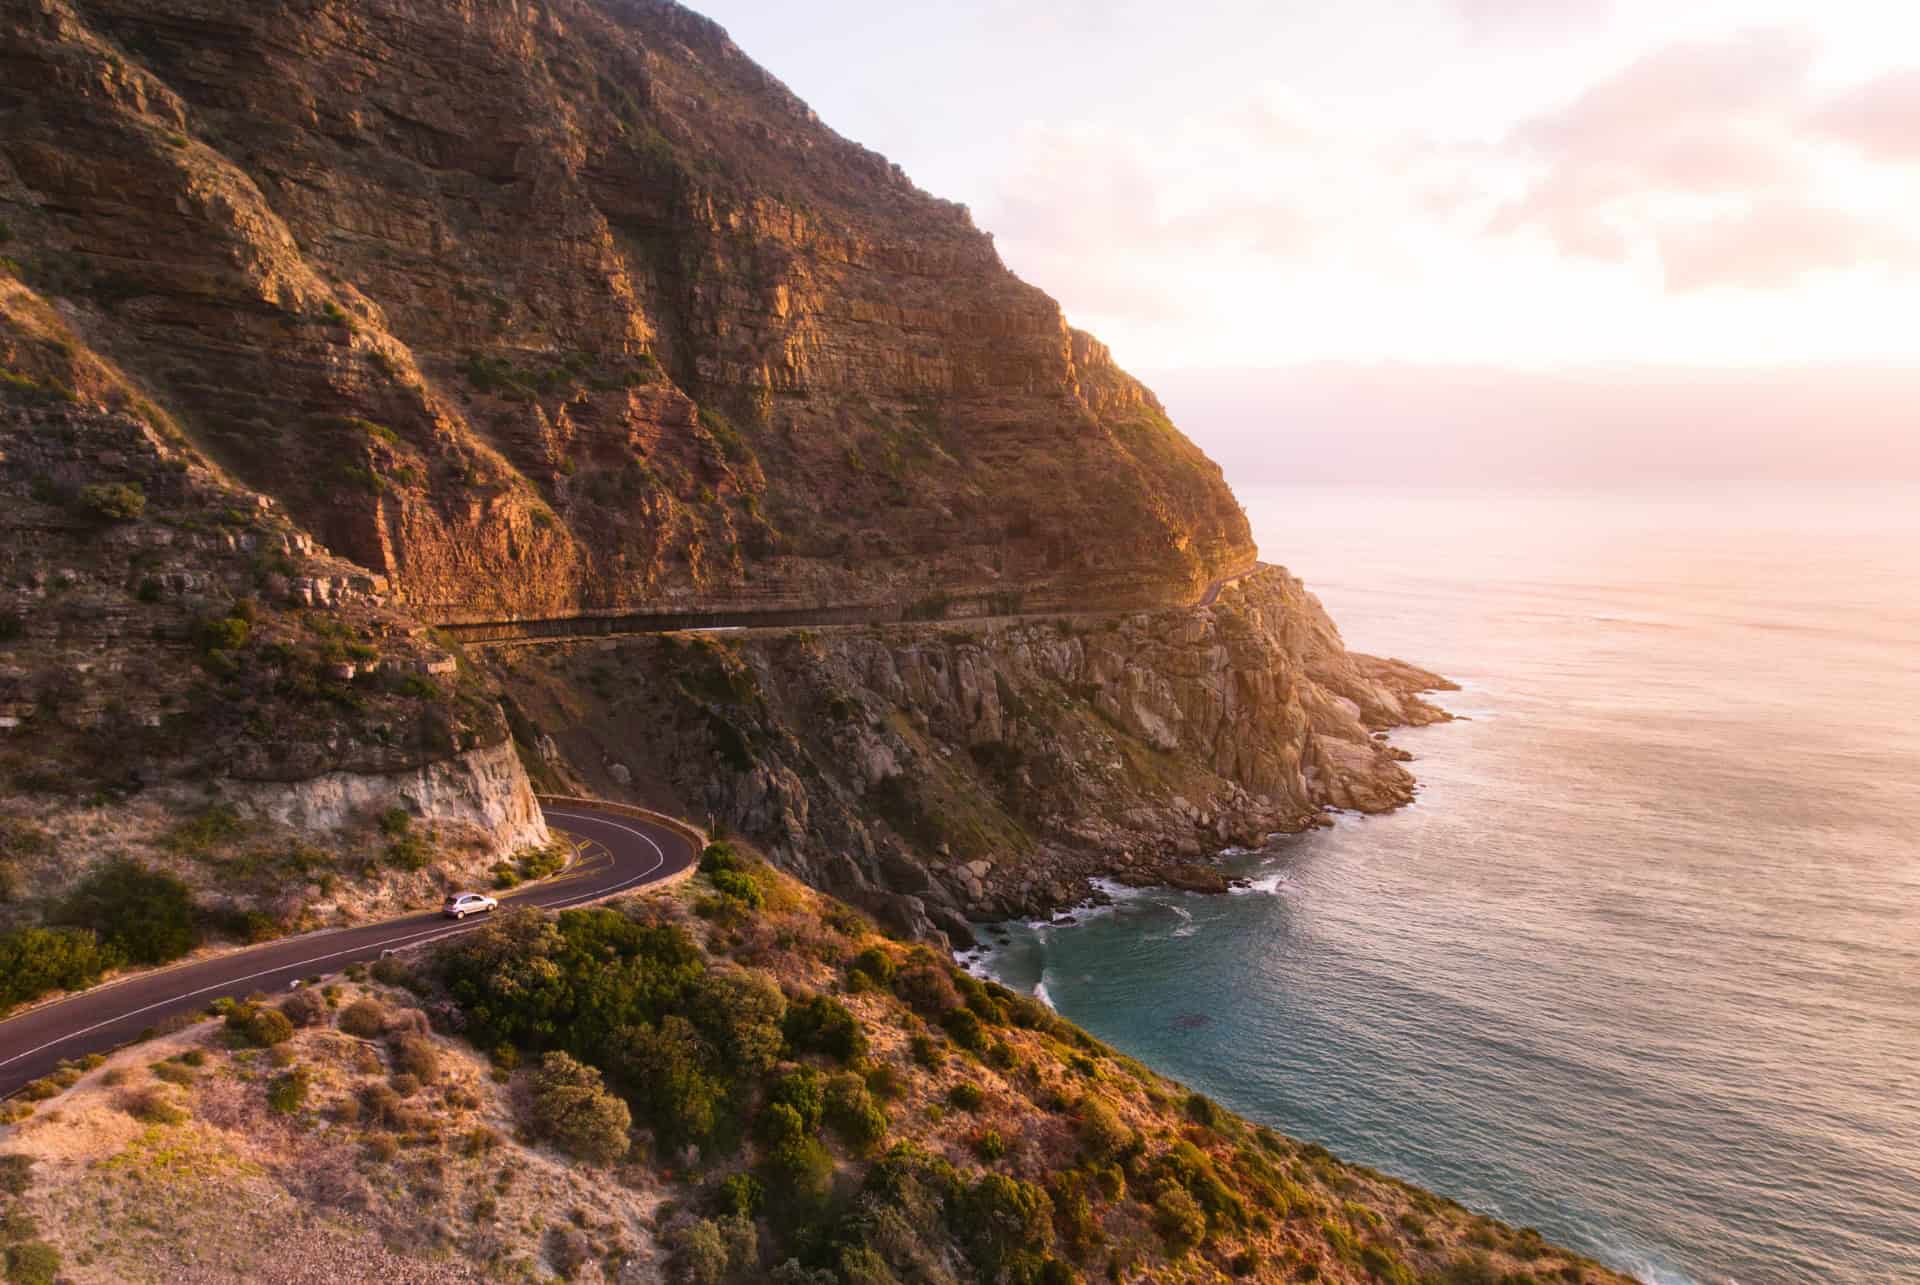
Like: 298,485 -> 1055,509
975,484 -> 1920,1284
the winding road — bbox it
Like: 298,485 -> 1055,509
0,802 -> 696,1099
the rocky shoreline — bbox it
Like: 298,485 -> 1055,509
485,565 -> 1456,945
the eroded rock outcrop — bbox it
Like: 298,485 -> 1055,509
488,567 -> 1453,935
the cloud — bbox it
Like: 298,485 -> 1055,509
1487,28 -> 1920,290
983,120 -> 1328,305
1812,69 -> 1920,164
1452,0 -> 1611,38
1656,201 -> 1917,291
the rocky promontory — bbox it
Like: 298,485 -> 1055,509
485,566 -> 1453,939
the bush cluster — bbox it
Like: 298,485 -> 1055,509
0,926 -> 116,1016
699,841 -> 764,910
54,859 -> 200,966
528,1051 -> 632,1166
224,1001 -> 293,1047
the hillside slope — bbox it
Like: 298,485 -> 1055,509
0,853 -> 1632,1285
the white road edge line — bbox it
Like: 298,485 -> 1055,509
0,811 -> 680,1074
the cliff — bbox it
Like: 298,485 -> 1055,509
0,0 -> 1253,621
0,0 -> 1375,942
0,333 -> 546,936
485,567 -> 1452,941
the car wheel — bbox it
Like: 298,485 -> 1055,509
454,909 -> 465,919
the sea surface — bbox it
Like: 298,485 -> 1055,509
974,484 -> 1920,1284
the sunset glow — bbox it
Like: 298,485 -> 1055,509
700,1 -> 1920,371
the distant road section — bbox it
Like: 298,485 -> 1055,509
434,564 -> 1267,647
0,803 -> 695,1098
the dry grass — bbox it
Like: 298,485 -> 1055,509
0,989 -> 667,1283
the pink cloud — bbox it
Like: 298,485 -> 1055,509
1656,202 -> 1917,291
1484,29 -> 1920,290
1510,28 -> 1815,159
1813,70 -> 1920,164
985,124 -> 1325,288
1453,0 -> 1611,38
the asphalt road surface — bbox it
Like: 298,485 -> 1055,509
0,802 -> 696,1098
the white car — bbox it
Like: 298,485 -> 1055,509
442,892 -> 498,920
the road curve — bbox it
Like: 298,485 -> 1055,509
0,802 -> 697,1098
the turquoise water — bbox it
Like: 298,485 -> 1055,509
975,485 -> 1920,1284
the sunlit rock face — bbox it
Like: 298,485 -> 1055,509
0,0 -> 1253,622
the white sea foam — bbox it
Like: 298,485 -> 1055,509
1033,971 -> 1055,1010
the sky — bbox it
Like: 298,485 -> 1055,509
692,0 -> 1920,482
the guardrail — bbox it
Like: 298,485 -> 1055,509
534,795 -> 709,897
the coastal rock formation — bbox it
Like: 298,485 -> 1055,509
487,567 -> 1454,934
0,0 -> 1252,620
2,0 -> 1433,939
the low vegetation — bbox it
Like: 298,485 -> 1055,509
0,844 -> 1627,1284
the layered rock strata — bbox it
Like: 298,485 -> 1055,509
485,567 -> 1452,942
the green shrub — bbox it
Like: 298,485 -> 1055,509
55,859 -> 199,965
756,1102 -> 807,1149
1358,1243 -> 1414,1283
193,614 -> 251,653
767,1068 -> 825,1133
162,806 -> 245,855
849,946 -> 896,985
893,963 -> 962,1016
864,1064 -> 901,1100
971,1128 -> 1006,1161
267,1064 -> 311,1114
958,1173 -> 1053,1274
622,1015 -> 726,1148
948,1082 -> 985,1111
78,482 -> 145,521
225,1003 -> 294,1047
1185,1092 -> 1220,1128
0,1154 -> 32,1198
784,993 -> 866,1063
529,1051 -> 631,1165
1077,1095 -> 1134,1161
3,1241 -> 60,1285
909,1034 -> 942,1070
698,841 -> 744,876
385,829 -> 432,871
1154,1184 -> 1207,1252
707,866 -> 763,908
338,997 -> 387,1038
715,1171 -> 764,1218
692,970 -> 786,1076
149,1060 -> 195,1086
941,1006 -> 986,1053
667,1213 -> 756,1285
760,1133 -> 834,1220
823,1072 -> 887,1151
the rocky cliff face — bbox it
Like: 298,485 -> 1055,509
0,0 -> 1253,622
0,284 -> 545,927
487,568 -> 1451,941
1,0 -> 1443,947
